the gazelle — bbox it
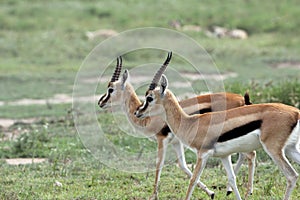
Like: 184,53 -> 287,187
98,55 -> 255,199
134,53 -> 300,200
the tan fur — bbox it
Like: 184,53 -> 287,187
160,90 -> 299,150
179,92 -> 245,111
138,87 -> 300,200
99,80 -> 255,199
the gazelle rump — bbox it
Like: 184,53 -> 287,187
135,59 -> 300,200
98,55 -> 255,199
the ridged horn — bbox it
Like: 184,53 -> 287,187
149,52 -> 172,90
111,56 -> 122,82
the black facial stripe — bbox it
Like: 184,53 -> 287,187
100,92 -> 111,105
189,107 -> 212,115
99,94 -> 106,102
217,120 -> 262,143
139,101 -> 149,112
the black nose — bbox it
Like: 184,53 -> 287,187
98,100 -> 104,108
135,111 -> 143,118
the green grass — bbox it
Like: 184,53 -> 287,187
0,146 -> 300,199
0,0 -> 300,199
1,111 -> 300,199
225,80 -> 300,109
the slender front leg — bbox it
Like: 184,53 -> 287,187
185,151 -> 210,200
150,135 -> 168,200
226,154 -> 236,195
229,152 -> 256,199
171,140 -> 215,198
221,156 -> 242,200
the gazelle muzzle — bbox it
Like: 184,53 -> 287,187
134,101 -> 149,118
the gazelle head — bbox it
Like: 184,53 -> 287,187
135,52 -> 172,118
98,56 -> 129,108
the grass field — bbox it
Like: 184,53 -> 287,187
0,0 -> 300,199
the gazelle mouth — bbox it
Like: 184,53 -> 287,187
99,103 -> 108,109
134,111 -> 144,119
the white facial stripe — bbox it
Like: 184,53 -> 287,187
139,100 -> 149,111
100,91 -> 111,104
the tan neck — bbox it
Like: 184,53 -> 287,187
162,90 -> 191,134
122,83 -> 150,127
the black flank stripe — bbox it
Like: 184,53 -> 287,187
217,120 -> 262,143
291,121 -> 298,133
189,107 -> 212,115
160,125 -> 171,136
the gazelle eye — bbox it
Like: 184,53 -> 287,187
146,96 -> 153,102
108,88 -> 114,93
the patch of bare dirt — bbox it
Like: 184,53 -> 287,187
0,94 -> 96,108
7,94 -> 74,106
182,71 -> 238,81
271,61 -> 300,69
170,81 -> 192,88
5,158 -> 47,165
0,118 -> 37,129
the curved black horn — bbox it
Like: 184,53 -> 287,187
149,52 -> 172,90
111,56 -> 123,82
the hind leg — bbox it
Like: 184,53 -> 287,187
263,145 -> 298,200
227,151 -> 256,198
245,151 -> 256,198
221,156 -> 242,200
226,153 -> 244,196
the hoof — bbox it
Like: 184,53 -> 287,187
226,191 -> 232,196
210,193 -> 215,199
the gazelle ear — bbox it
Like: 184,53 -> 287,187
160,74 -> 168,97
121,69 -> 129,90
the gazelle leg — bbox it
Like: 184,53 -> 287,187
245,151 -> 256,198
221,156 -> 242,200
226,152 -> 256,198
171,140 -> 215,198
185,151 -> 211,200
150,135 -> 168,200
226,153 -> 244,195
263,146 -> 298,200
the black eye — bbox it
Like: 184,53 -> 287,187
108,88 -> 114,93
146,96 -> 153,102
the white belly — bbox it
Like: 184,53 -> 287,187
213,129 -> 262,157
